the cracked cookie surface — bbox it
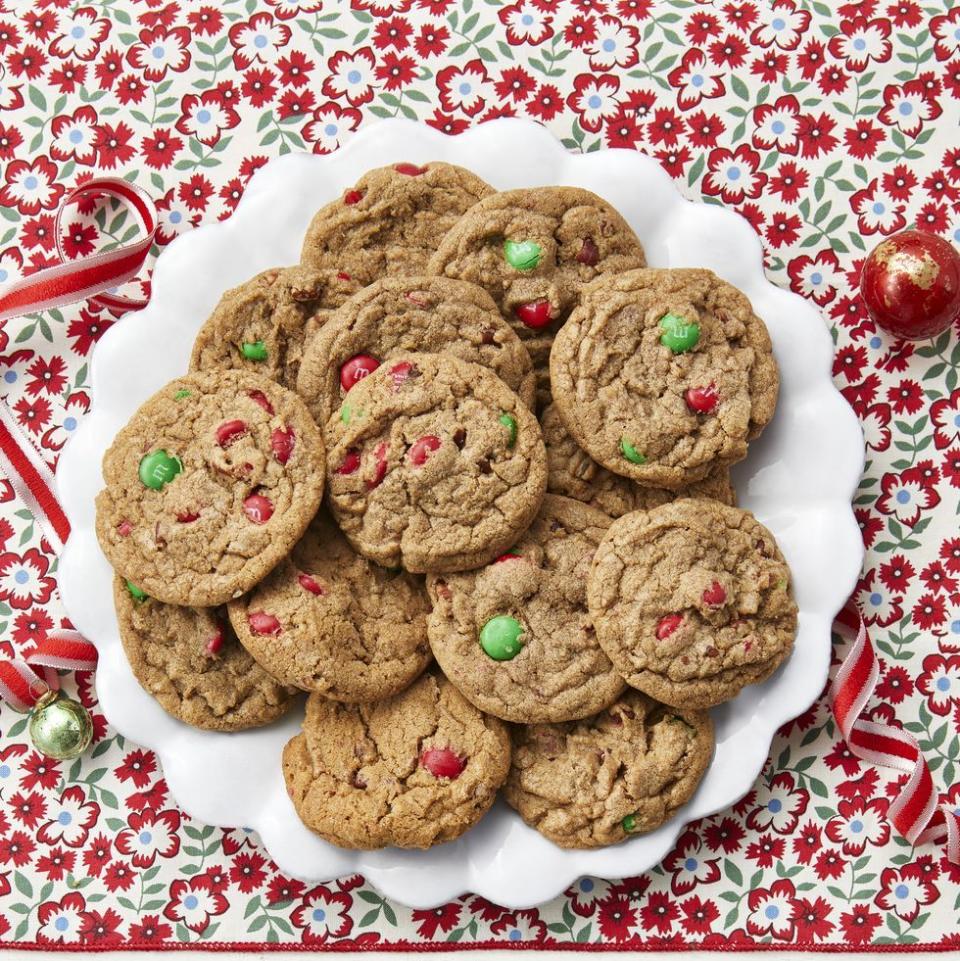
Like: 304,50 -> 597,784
300,162 -> 493,286
324,352 -> 546,573
190,265 -> 360,390
428,186 -> 646,403
113,576 -> 298,731
297,275 -> 536,427
228,511 -> 432,702
550,268 -> 779,489
587,499 -> 797,708
282,671 -> 511,849
540,404 -> 735,518
96,370 -> 325,607
504,689 -> 713,848
426,495 -> 624,723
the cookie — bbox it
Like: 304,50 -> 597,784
300,162 -> 493,285
297,276 -> 536,427
540,404 -> 736,518
190,265 -> 360,390
426,495 -> 624,723
227,511 -> 432,702
504,690 -> 713,849
550,268 -> 779,490
324,352 -> 547,573
113,576 -> 298,731
587,500 -> 797,708
282,671 -> 511,849
96,370 -> 325,607
428,186 -> 647,400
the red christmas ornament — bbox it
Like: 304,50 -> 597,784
860,230 -> 960,341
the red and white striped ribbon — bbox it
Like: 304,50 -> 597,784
0,630 -> 97,712
0,176 -> 156,323
0,401 -> 70,554
832,600 -> 960,863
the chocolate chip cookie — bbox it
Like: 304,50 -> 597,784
504,690 -> 713,848
227,511 -> 432,702
113,576 -> 298,731
96,370 -> 325,607
190,265 -> 360,390
325,352 -> 547,573
550,268 -> 779,490
540,404 -> 735,518
300,162 -> 493,286
428,186 -> 647,401
297,276 -> 536,427
282,671 -> 511,849
587,500 -> 797,708
426,495 -> 624,723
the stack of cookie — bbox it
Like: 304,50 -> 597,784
94,162 -> 798,852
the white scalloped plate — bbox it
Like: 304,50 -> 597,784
57,119 -> 864,909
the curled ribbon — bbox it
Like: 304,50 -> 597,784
0,630 -> 98,713
832,601 -> 960,863
0,176 -> 156,323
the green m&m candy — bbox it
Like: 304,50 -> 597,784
503,239 -> 542,272
174,389 -> 191,400
126,580 -> 148,602
622,813 -> 637,833
479,615 -> 524,661
139,450 -> 182,490
241,340 -> 268,361
498,412 -> 517,448
658,313 -> 700,353
619,437 -> 646,465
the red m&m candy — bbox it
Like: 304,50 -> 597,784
340,354 -> 380,392
205,627 -> 224,656
216,420 -> 247,448
514,299 -> 554,329
243,492 -> 274,524
408,435 -> 441,467
247,390 -> 274,414
685,384 -> 719,414
656,614 -> 683,640
298,573 -> 326,596
419,747 -> 466,780
344,189 -> 364,205
335,448 -> 361,476
271,426 -> 295,464
395,162 -> 427,176
702,581 -> 727,607
367,442 -> 389,489
248,611 -> 281,635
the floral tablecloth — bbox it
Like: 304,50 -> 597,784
1,0 -> 959,950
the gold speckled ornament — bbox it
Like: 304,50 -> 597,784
28,690 -> 94,760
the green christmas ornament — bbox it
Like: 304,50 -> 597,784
658,313 -> 701,353
138,450 -> 182,490
479,615 -> 524,661
499,412 -> 517,448
28,690 -> 94,761
619,437 -> 646,465
241,340 -> 268,361
503,239 -> 542,272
